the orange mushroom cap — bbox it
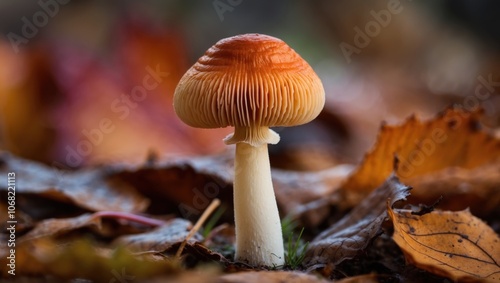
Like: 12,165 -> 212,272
174,33 -> 325,144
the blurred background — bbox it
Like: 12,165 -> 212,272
0,0 -> 499,170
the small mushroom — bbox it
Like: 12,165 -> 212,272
173,33 -> 325,266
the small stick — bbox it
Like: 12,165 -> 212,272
175,198 -> 221,259
91,211 -> 167,227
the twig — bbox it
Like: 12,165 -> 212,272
175,198 -> 221,259
91,211 -> 167,226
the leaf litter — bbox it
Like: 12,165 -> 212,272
0,109 -> 499,282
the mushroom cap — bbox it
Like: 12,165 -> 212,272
173,33 -> 325,130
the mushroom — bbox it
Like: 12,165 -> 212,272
173,33 -> 325,266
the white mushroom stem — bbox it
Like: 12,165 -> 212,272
233,141 -> 285,266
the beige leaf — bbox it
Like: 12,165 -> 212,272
388,207 -> 500,282
339,108 -> 500,214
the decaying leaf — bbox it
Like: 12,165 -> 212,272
113,218 -> 228,265
273,165 -> 354,227
304,175 -> 410,267
340,109 -> 500,212
112,152 -> 234,220
19,213 -> 102,242
18,211 -> 167,242
219,271 -> 330,283
405,162 -> 500,215
388,207 -> 500,282
113,218 -> 201,253
0,152 -> 149,212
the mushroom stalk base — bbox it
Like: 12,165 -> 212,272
233,142 -> 285,267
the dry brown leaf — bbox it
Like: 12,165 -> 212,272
304,175 -> 410,267
340,108 -> 500,210
0,152 -> 149,212
406,162 -> 500,215
113,218 -> 201,253
219,271 -> 330,283
18,211 -> 166,242
388,207 -> 500,282
19,213 -> 101,242
111,152 -> 234,221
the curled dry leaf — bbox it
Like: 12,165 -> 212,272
340,109 -> 500,214
388,207 -> 500,282
304,175 -> 410,267
0,152 -> 149,212
219,271 -> 330,283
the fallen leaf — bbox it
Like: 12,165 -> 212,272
340,108 -> 500,212
19,213 -> 101,242
219,271 -> 330,283
0,152 -> 149,212
111,153 -> 234,220
113,218 -> 201,253
113,219 -> 228,266
406,162 -> 500,215
304,175 -> 410,267
273,165 -> 354,227
19,211 -> 166,242
388,207 -> 500,282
